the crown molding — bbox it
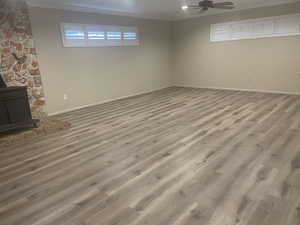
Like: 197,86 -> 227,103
25,1 -> 175,21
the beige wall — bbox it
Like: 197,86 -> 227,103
29,7 -> 173,114
29,3 -> 300,115
173,3 -> 300,94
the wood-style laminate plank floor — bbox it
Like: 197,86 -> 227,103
0,87 -> 300,225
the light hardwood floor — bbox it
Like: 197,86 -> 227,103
0,87 -> 300,225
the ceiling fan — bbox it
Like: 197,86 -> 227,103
182,0 -> 235,13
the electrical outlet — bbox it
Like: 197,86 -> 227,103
64,94 -> 68,100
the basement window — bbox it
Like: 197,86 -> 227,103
210,13 -> 300,42
123,32 -> 137,40
65,30 -> 85,39
88,31 -> 105,40
107,32 -> 122,40
61,23 -> 139,47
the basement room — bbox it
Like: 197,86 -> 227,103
0,0 -> 300,224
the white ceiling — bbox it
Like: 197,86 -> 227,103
26,0 -> 300,20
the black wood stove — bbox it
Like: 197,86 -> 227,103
0,74 -> 39,134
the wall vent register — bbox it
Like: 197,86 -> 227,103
211,13 -> 300,42
61,23 -> 139,47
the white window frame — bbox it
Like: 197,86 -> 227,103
61,23 -> 139,47
210,13 -> 300,42
61,23 -> 87,47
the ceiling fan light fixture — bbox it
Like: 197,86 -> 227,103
183,0 -> 235,12
182,5 -> 189,10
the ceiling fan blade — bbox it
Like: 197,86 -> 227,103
213,4 -> 235,9
187,5 -> 201,9
213,2 -> 234,6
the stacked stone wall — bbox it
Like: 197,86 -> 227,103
0,0 -> 46,116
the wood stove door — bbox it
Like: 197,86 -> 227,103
5,97 -> 32,124
0,101 -> 9,125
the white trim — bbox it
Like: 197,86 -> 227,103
47,85 -> 300,116
175,85 -> 300,96
48,86 -> 171,116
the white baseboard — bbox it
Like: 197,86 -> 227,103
48,86 -> 172,116
175,84 -> 300,96
48,85 -> 300,116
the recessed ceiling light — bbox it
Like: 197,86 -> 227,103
182,5 -> 188,10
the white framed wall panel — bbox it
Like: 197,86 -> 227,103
273,14 -> 300,34
252,19 -> 274,38
231,22 -> 252,40
210,23 -> 231,41
211,13 -> 300,42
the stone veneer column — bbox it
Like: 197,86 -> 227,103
0,0 -> 46,117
